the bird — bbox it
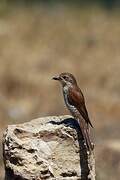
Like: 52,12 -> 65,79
52,72 -> 93,152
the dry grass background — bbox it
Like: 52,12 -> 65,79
0,4 -> 120,179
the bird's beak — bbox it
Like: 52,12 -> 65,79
52,75 -> 60,81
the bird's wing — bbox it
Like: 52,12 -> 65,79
68,86 -> 93,128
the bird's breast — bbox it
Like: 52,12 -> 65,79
63,86 -> 79,117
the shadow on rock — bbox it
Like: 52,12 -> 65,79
49,117 -> 90,179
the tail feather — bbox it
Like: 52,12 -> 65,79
79,119 -> 93,152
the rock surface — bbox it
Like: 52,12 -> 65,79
3,115 -> 95,180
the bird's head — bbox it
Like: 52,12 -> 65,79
52,72 -> 77,87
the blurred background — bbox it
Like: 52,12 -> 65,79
0,0 -> 120,179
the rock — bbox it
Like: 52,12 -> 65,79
3,115 -> 95,180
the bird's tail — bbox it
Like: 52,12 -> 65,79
79,119 -> 93,153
